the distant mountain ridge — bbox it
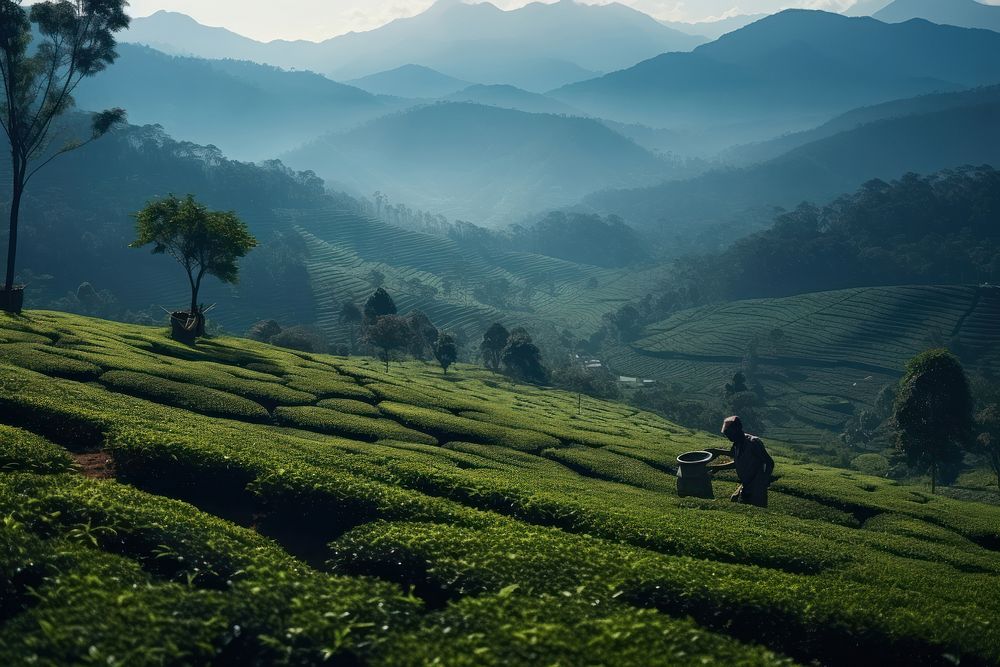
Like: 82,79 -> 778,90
348,65 -> 471,99
74,44 -> 405,161
724,85 -> 1000,165
124,2 -> 707,91
444,85 -> 581,116
875,0 -> 1000,32
583,97 -> 1000,249
551,10 -> 1000,144
282,102 -> 673,225
659,14 -> 767,39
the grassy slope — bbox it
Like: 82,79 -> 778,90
0,311 -> 998,665
608,285 -> 1000,446
287,208 -> 662,341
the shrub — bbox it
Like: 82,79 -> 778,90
0,344 -> 101,381
0,426 -> 73,474
851,453 -> 890,477
270,325 -> 327,353
99,371 -> 270,422
378,402 -> 559,451
315,398 -> 381,417
274,406 -> 437,445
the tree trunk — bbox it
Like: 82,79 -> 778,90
930,461 -> 937,494
190,273 -> 200,316
4,165 -> 23,295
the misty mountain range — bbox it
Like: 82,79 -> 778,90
72,2 -> 1000,235
122,0 -> 706,91
874,0 -> 1000,31
552,10 -> 1000,140
282,102 -> 672,224
584,90 -> 1000,248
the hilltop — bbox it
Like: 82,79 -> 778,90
0,310 -> 998,664
348,65 -> 472,99
282,102 -> 672,224
552,10 -> 1000,143
875,0 -> 1000,32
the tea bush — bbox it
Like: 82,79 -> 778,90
99,371 -> 271,422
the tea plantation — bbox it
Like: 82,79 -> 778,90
287,208 -> 661,342
608,285 -> 1000,446
1,311 -> 999,665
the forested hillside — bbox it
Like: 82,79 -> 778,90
585,101 -> 1000,248
75,45 -> 400,161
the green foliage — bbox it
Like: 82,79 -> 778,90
894,349 -> 975,492
99,370 -> 271,422
274,406 -> 437,444
433,332 -> 458,374
0,473 -> 418,666
700,167 -> 1000,301
0,343 -> 100,380
0,0 -> 130,292
379,401 -> 559,452
480,322 -> 508,371
851,453 -> 890,477
1,311 -> 1000,665
130,194 -> 257,314
316,398 -> 381,417
363,287 -> 397,323
0,425 -> 72,474
374,593 -> 790,667
615,285 -> 1000,446
500,327 -> 548,384
364,314 -> 413,372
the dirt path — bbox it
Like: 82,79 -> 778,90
72,451 -> 116,480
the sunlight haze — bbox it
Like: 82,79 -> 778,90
127,0 -> 878,41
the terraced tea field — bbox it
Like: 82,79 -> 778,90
284,207 -> 660,341
608,285 -> 1000,445
1,311 -> 999,665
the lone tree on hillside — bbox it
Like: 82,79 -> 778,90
0,0 -> 130,312
480,322 -> 509,372
364,314 -> 412,372
433,332 -> 458,375
893,349 -> 974,493
131,194 -> 257,339
501,327 -> 548,385
363,287 -> 396,324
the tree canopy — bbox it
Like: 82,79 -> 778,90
364,314 -> 412,372
131,194 -> 257,333
0,0 -> 130,303
364,287 -> 396,324
893,349 -> 975,493
480,322 -> 509,372
433,332 -> 458,374
501,327 -> 548,385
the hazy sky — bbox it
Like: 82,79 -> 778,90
124,0 -> 879,42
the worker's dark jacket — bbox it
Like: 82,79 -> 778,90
732,434 -> 774,507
